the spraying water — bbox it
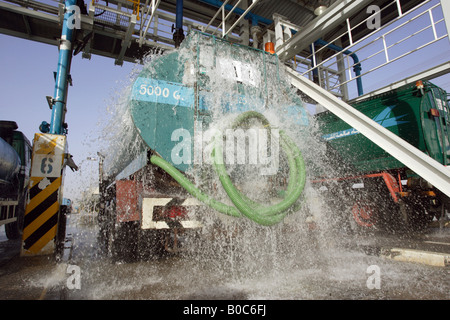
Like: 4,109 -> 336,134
6,30 -> 439,301
72,30 -> 443,300
96,30 -> 349,269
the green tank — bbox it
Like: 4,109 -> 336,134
126,31 -> 308,174
316,80 -> 450,174
101,31 -> 310,227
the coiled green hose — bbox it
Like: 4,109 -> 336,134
150,111 -> 306,226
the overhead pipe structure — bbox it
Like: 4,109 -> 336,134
198,0 -> 272,26
49,0 -> 77,134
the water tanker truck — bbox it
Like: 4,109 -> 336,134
97,31 -> 310,259
315,80 -> 450,232
0,121 -> 32,239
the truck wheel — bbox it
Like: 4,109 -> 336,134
5,190 -> 27,240
55,210 -> 67,261
97,196 -> 116,257
137,229 -> 166,260
398,197 -> 432,232
5,217 -> 22,239
97,208 -> 114,255
5,219 -> 21,239
350,201 -> 377,231
110,221 -> 139,262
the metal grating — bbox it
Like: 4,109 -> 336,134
251,0 -> 342,27
94,6 -> 131,29
252,0 -> 314,27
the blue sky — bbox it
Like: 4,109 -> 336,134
1,0 -> 449,203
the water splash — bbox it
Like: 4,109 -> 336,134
81,31 -> 415,299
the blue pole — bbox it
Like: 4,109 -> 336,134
314,39 -> 364,96
173,0 -> 185,47
50,0 -> 77,135
176,0 -> 183,30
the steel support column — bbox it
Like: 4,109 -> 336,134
441,0 -> 450,43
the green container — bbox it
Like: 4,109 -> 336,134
316,81 -> 450,174
126,31 -> 308,174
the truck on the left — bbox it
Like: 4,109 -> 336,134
0,121 -> 32,239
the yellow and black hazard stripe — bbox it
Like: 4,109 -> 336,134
22,176 -> 62,255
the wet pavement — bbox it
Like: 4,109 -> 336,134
0,213 -> 449,301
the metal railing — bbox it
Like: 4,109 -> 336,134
202,0 -> 260,38
276,0 -> 449,101
328,0 -> 448,96
138,0 -> 162,46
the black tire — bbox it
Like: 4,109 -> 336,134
110,221 -> 140,262
397,197 -> 433,232
5,190 -> 27,240
5,217 -> 22,240
97,202 -> 115,256
349,199 -> 378,233
137,229 -> 166,260
97,186 -> 116,257
55,210 -> 67,261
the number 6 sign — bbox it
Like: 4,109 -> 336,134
31,134 -> 66,178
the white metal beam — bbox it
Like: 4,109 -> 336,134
441,0 -> 450,43
276,0 -> 368,61
350,61 -> 450,103
115,14 -> 137,66
203,0 -> 230,33
0,1 -> 58,23
139,0 -> 162,47
224,0 -> 261,37
286,66 -> 450,198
